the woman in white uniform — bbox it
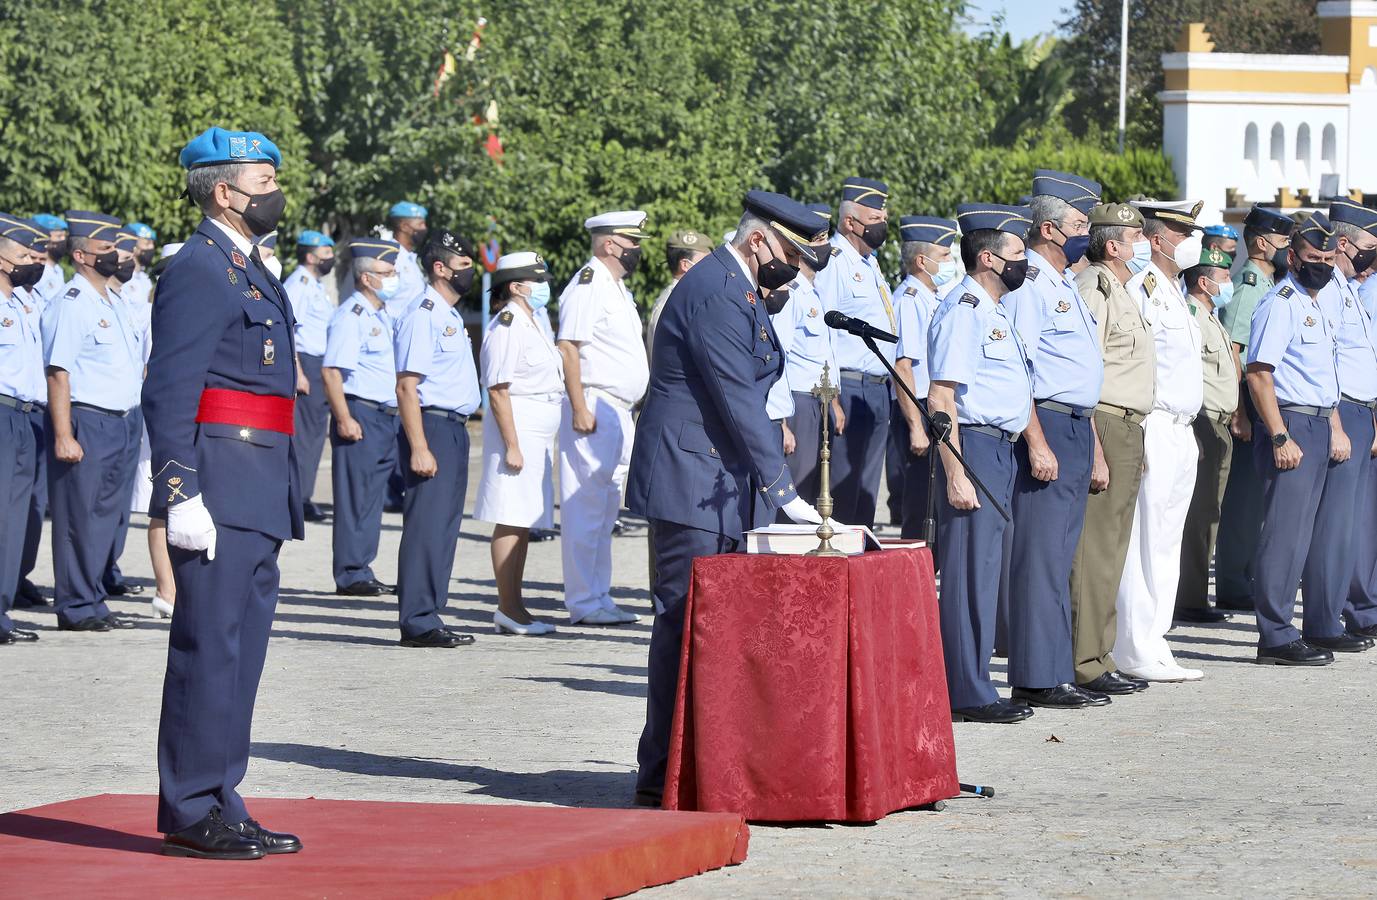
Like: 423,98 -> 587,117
474,252 -> 565,635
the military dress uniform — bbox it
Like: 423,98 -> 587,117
325,241 -> 401,593
627,191 -> 818,801
122,221 -> 157,310
1341,210 -> 1377,637
814,177 -> 894,528
386,201 -> 428,320
42,212 -> 144,629
31,212 -> 67,307
284,230 -> 336,514
17,272 -> 50,608
143,125 -> 305,839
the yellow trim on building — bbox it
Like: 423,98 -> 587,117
1163,68 -> 1349,94
1320,16 -> 1377,83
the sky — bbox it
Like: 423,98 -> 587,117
961,0 -> 1073,43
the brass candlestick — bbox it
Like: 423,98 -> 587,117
806,363 -> 845,557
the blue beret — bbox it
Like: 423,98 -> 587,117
255,232 -> 279,250
841,177 -> 889,211
1243,205 -> 1294,237
898,215 -> 959,247
127,222 -> 156,240
743,190 -> 831,266
179,126 -> 282,170
348,238 -> 401,262
0,213 -> 50,250
32,213 -> 67,232
297,230 -> 335,248
113,230 -> 139,252
1203,224 -> 1239,239
1294,211 -> 1338,251
1328,197 -> 1377,234
388,201 -> 427,220
1031,169 -> 1101,214
64,210 -> 122,241
956,204 -> 1032,241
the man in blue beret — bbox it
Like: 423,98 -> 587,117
143,125 -> 302,858
31,213 -> 68,307
628,190 -> 826,805
386,201 -> 429,319
0,214 -> 49,643
1202,223 -> 1239,259
123,222 -> 158,307
285,230 -> 337,523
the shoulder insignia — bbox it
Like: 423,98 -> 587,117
788,280 -> 800,291
351,303 -> 364,315
1055,300 -> 1071,313
959,293 -> 979,307
230,250 -> 246,269
420,298 -> 434,310
904,286 -> 918,297
65,287 -> 80,299
1026,265 -> 1040,281
1278,286 -> 1295,299
1243,271 -> 1257,286
1143,273 -> 1158,296
830,246 -> 841,258
498,309 -> 514,325
578,266 -> 594,285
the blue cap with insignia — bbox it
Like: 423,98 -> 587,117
585,210 -> 650,241
255,232 -> 278,250
64,210 -> 122,241
297,230 -> 335,248
1203,223 -> 1239,240
0,213 -> 50,250
1328,197 -> 1377,234
806,202 -> 833,223
491,250 -> 552,290
1243,204 -> 1294,237
347,237 -> 401,262
744,190 -> 832,266
179,126 -> 282,170
33,213 -> 67,232
1031,169 -> 1102,214
841,177 -> 888,210
388,201 -> 428,220
956,204 -> 1032,241
898,215 -> 959,247
113,230 -> 139,252
1294,211 -> 1338,251
127,222 -> 156,240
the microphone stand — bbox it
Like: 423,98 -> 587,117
859,333 -> 1011,523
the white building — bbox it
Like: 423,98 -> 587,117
1160,1 -> 1377,224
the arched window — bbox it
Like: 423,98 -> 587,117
1270,123 -> 1286,179
1362,66 -> 1377,88
1244,122 -> 1259,171
1322,124 -> 1338,171
1296,123 -> 1311,180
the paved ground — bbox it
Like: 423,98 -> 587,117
6,425 -> 1377,896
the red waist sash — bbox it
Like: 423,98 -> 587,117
195,388 -> 295,435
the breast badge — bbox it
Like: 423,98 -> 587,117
369,326 -> 382,336
990,328 -> 1006,341
808,307 -> 819,318
1055,300 -> 1071,313
852,272 -> 863,282
227,267 -> 239,285
1304,316 -> 1316,327
442,325 -> 458,337
98,319 -> 110,328
0,318 -> 11,328
262,338 -> 276,365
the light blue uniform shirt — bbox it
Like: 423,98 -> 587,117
34,261 -> 64,306
1325,271 -> 1377,402
928,275 -> 1033,432
394,285 -> 481,414
1358,274 -> 1377,321
0,289 -> 45,402
893,273 -> 940,397
1002,247 -> 1103,409
324,292 -> 397,405
284,265 -> 334,357
813,233 -> 897,373
41,273 -> 143,411
123,268 -> 153,307
1246,273 -> 1340,408
773,275 -> 839,418
386,246 -> 427,321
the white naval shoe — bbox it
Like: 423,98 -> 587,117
599,596 -> 641,624
1120,660 -> 1204,683
494,611 -> 556,636
573,606 -> 639,626
151,595 -> 174,619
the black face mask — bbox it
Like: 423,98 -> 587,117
857,219 -> 888,251
410,227 -> 429,249
1346,244 -> 1377,276
7,261 -> 44,288
1294,260 -> 1335,291
805,245 -> 832,273
228,184 -> 287,237
449,266 -> 476,295
754,243 -> 799,291
764,288 -> 790,315
616,244 -> 642,277
91,249 -> 121,278
47,239 -> 69,261
114,258 -> 136,283
994,254 -> 1029,291
1270,245 -> 1290,273
135,248 -> 155,267
317,257 -> 336,276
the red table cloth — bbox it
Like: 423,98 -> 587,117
662,547 -> 959,822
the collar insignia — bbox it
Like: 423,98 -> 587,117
230,250 -> 247,269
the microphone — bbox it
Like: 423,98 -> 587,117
929,410 -> 952,439
824,310 -> 898,344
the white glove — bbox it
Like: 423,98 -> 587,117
781,496 -> 823,525
167,494 -> 218,560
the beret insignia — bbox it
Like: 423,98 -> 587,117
1243,271 -> 1257,286
578,266 -> 594,285
959,293 -> 979,307
420,298 -> 434,310
498,309 -> 514,325
352,303 -> 364,315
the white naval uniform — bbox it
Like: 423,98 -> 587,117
1115,263 -> 1204,673
474,303 -> 565,527
557,256 -> 650,620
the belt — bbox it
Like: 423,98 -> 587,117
585,387 -> 636,411
1152,409 -> 1196,426
1095,402 -> 1147,426
346,395 -> 400,417
965,423 -> 1019,443
198,388 -> 295,433
71,401 -> 131,418
1279,403 -> 1336,418
514,391 -> 564,404
1341,394 -> 1377,410
421,406 -> 469,423
1035,399 -> 1090,418
1205,408 -> 1233,426
0,393 -> 37,413
840,369 -> 890,385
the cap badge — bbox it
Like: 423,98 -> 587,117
229,136 -> 247,158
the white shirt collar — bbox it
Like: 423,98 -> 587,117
207,217 -> 255,257
724,243 -> 758,290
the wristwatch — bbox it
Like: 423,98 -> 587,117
1272,432 -> 1291,448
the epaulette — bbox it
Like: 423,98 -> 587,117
578,266 -> 594,285
420,298 -> 434,310
1143,272 -> 1158,296
959,293 -> 979,307
904,286 -> 918,297
1243,271 -> 1257,286
351,303 -> 364,315
65,287 -> 80,299
498,309 -> 514,325
1278,285 -> 1295,299
830,246 -> 841,258
1026,265 -> 1040,281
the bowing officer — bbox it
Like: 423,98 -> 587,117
889,215 -> 958,539
284,230 -> 337,522
814,177 -> 893,528
386,200 -> 429,318
323,239 -> 402,597
1215,205 -> 1295,611
393,230 -> 481,648
928,204 -> 1034,724
628,191 -> 826,805
1000,171 -> 1108,709
1245,212 -> 1343,665
41,210 -> 142,632
0,214 -> 48,644
31,213 -> 68,306
143,126 -> 303,858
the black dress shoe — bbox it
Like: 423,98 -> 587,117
951,699 -> 1034,724
102,612 -> 137,630
58,616 -> 112,632
1305,633 -> 1371,653
1174,606 -> 1230,624
103,581 -> 144,596
336,581 -> 384,597
0,628 -> 39,644
1349,623 -> 1377,640
1214,595 -> 1254,611
400,628 -> 464,648
302,501 -> 328,522
1116,672 -> 1150,692
529,528 -> 559,542
14,579 -> 47,608
368,579 -> 397,594
1077,673 -> 1136,696
1347,630 -> 1377,648
443,629 -> 477,645
162,809 -> 265,860
1011,683 -> 1105,709
228,817 -> 302,855
1256,639 -> 1334,666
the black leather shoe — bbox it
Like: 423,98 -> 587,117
1116,672 -> 1150,692
1078,673 -> 1136,696
1305,633 -> 1371,653
951,699 -> 1034,724
302,501 -> 328,522
1347,630 -> 1377,648
58,616 -> 112,632
1174,606 -> 1230,624
102,612 -> 137,630
400,628 -> 464,649
1256,639 -> 1334,666
1214,595 -> 1254,611
103,581 -> 144,596
368,579 -> 397,594
336,581 -> 384,597
443,629 -> 476,645
1011,683 -> 1107,709
0,628 -> 39,644
162,809 -> 265,860
1349,623 -> 1377,640
14,579 -> 47,608
228,817 -> 302,855
529,528 -> 559,542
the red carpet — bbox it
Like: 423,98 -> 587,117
0,794 -> 749,899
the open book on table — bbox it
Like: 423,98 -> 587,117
744,522 -> 926,556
